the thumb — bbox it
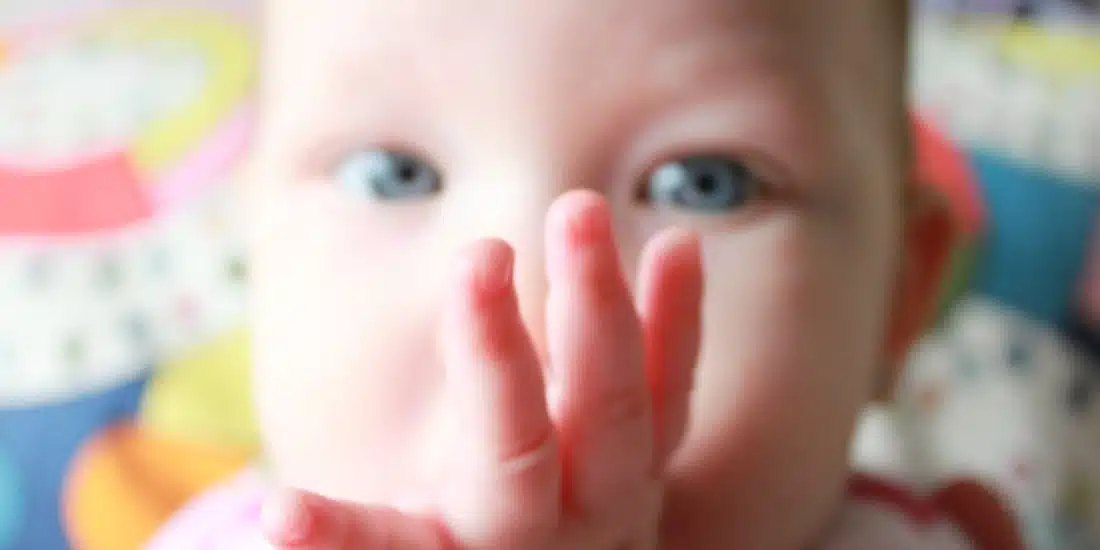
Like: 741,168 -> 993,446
262,489 -> 449,550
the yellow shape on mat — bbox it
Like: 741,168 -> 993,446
90,10 -> 255,176
63,423 -> 251,550
140,326 -> 260,451
997,23 -> 1100,82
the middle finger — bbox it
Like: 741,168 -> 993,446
546,190 -> 655,518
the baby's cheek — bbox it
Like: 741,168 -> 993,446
254,328 -> 444,502
668,218 -> 881,547
249,189 -> 451,502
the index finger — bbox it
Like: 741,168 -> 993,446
440,239 -> 561,550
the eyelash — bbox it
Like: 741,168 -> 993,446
636,151 -> 765,196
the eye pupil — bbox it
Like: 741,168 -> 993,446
696,173 -> 717,193
397,162 -> 418,183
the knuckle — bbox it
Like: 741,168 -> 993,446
594,384 -> 651,431
498,428 -> 558,476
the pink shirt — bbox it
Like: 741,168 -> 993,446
143,469 -> 1020,550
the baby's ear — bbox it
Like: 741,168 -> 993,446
877,182 -> 956,400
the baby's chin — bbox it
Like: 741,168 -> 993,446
267,445 -> 444,509
261,396 -> 457,507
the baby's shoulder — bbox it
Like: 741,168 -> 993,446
141,468 -> 271,550
821,473 -> 1025,550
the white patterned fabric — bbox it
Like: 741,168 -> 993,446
856,297 -> 1100,549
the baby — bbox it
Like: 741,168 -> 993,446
143,0 -> 1025,548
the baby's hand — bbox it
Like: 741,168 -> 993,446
262,191 -> 704,550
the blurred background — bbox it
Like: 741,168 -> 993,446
0,1 -> 1096,549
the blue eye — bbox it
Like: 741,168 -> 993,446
337,150 -> 442,200
644,155 -> 757,212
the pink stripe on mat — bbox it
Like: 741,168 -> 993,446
150,104 -> 254,209
0,151 -> 152,236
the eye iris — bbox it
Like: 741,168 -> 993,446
339,150 -> 441,200
647,155 -> 753,212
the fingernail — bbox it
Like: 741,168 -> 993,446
460,240 -> 514,295
488,245 -> 515,293
262,490 -> 312,545
566,195 -> 612,248
547,190 -> 612,249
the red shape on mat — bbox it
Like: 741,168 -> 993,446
912,114 -> 985,236
0,153 -> 153,236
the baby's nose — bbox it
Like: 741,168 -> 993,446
512,242 -> 550,362
444,187 -> 553,360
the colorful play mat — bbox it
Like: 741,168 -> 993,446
0,3 -> 1097,550
0,3 -> 258,550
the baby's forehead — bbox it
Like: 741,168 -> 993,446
263,0 -> 904,182
266,0 -> 893,78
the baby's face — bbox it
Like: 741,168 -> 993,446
249,0 -> 917,547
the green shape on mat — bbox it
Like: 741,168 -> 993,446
0,444 -> 22,547
935,238 -> 981,325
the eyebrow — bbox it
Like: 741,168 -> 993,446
623,27 -> 830,186
269,0 -> 830,169
646,31 -> 805,100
